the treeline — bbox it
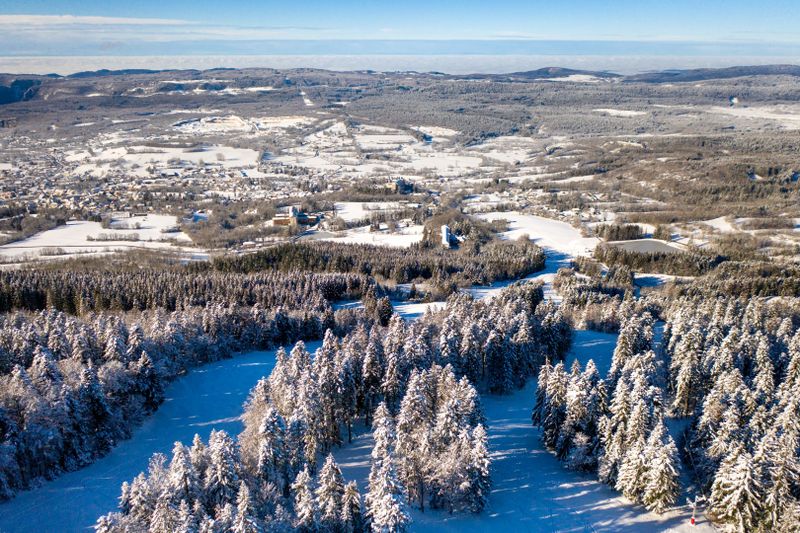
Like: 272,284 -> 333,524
0,297 -> 367,501
553,267 -> 658,333
594,223 -> 644,241
663,294 -> 800,531
0,269 -> 369,314
98,282 -> 572,531
533,314 -> 682,514
594,243 -> 725,276
213,239 -> 546,290
686,262 -> 800,297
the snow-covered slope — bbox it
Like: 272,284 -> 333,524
0,343 -> 318,533
334,330 -> 715,532
475,211 -> 599,257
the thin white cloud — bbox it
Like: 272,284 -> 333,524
0,13 -> 339,43
0,14 -> 191,26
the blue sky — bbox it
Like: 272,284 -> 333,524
2,0 -> 799,56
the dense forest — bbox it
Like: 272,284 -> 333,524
0,269 -> 369,314
531,286 -> 800,532
662,293 -> 800,531
96,283 -> 572,531
212,239 -> 545,292
594,243 -> 725,277
0,270 -> 374,501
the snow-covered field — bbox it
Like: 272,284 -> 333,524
594,108 -> 647,117
67,143 -> 261,177
0,343 -> 318,533
545,74 -> 604,83
476,211 -> 599,257
608,238 -> 686,254
467,136 -> 538,164
174,114 -> 316,134
313,224 -> 424,248
334,201 -> 410,222
0,215 -> 195,261
412,125 -> 459,142
704,104 -> 800,130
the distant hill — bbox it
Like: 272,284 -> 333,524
66,68 -> 181,79
506,67 -> 620,79
456,67 -> 620,81
0,79 -> 41,105
624,64 -> 800,83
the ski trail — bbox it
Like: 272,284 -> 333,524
333,331 -> 715,532
0,343 -> 320,533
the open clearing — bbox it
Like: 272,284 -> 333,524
475,211 -> 599,257
607,238 -> 686,254
0,214 -> 194,261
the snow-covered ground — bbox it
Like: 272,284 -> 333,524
594,108 -> 647,117
174,115 -> 315,135
608,238 -> 686,254
333,201 -> 411,223
334,330 -> 714,532
68,143 -> 261,177
412,126 -> 459,143
545,74 -> 604,83
0,343 -> 320,533
0,215 -> 196,261
475,211 -> 599,257
313,224 -> 424,248
704,104 -> 800,130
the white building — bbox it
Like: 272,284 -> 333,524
441,224 -> 451,248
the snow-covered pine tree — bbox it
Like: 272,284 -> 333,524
292,466 -> 318,532
641,417 -> 679,513
341,480 -> 364,533
230,482 -> 259,533
708,445 -> 764,533
467,424 -> 491,513
204,430 -> 240,513
367,453 -> 409,533
168,441 -> 201,506
316,454 -> 346,532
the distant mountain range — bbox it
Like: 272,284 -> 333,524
623,64 -> 800,82
1,64 -> 799,106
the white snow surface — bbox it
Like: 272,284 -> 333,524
0,215 -> 194,260
544,74 -> 603,83
0,343 -> 319,533
476,211 -> 599,257
314,224 -> 424,248
594,108 -> 647,117
700,216 -> 736,233
333,201 -> 409,222
704,104 -> 800,130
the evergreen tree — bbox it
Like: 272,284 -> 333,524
708,446 -> 764,533
316,454 -> 346,532
292,466 -> 318,532
641,418 -> 679,513
341,481 -> 364,533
